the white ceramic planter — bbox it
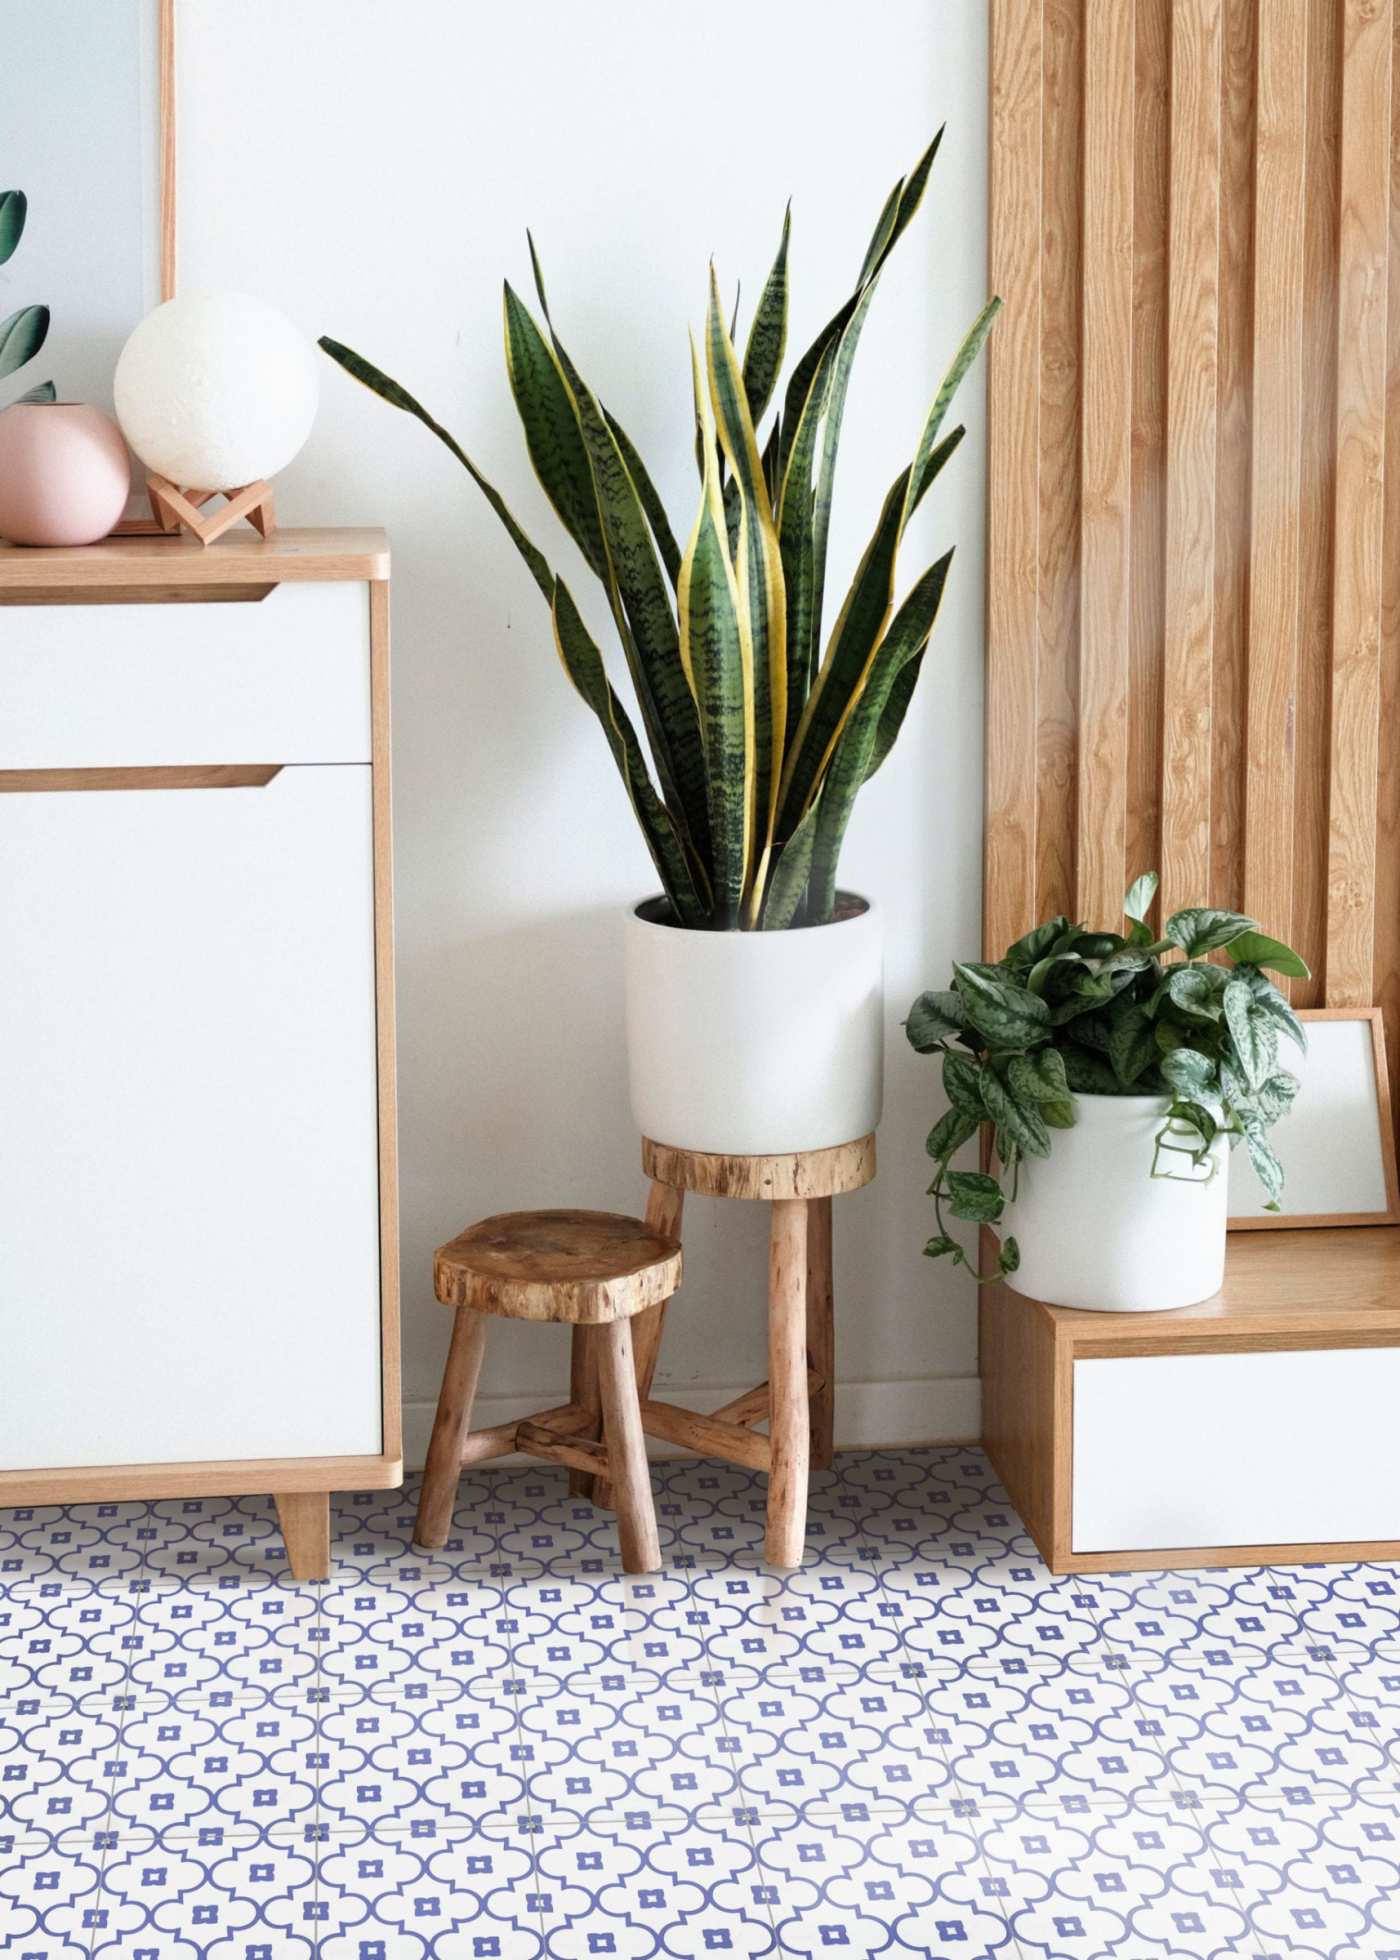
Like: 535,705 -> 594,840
1002,1092 -> 1228,1311
624,895 -> 883,1155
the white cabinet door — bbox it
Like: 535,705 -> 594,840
0,766 -> 382,1468
1072,1350 -> 1400,1552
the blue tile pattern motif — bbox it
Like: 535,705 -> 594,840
3,1446 -> 1400,1955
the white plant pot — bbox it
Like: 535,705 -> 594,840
624,895 -> 883,1155
1002,1092 -> 1228,1311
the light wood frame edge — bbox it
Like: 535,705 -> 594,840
159,0 -> 176,302
370,578 -> 402,1468
0,572 -> 402,1513
1227,1007 -> 1400,1229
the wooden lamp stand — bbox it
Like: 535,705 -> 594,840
147,473 -> 277,546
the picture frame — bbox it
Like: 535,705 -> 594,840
1228,1006 -> 1400,1230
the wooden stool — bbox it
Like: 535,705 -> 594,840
610,1136 -> 875,1568
415,1209 -> 681,1572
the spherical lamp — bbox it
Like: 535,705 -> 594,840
114,292 -> 318,538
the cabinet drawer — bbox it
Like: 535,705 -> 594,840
1072,1350 -> 1400,1552
0,581 -> 371,766
0,765 -> 382,1467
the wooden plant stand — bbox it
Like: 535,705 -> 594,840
597,1135 -> 875,1568
416,1209 -> 682,1573
147,473 -> 277,546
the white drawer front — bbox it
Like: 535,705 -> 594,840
1073,1350 -> 1400,1552
0,581 -> 370,766
0,765 -> 382,1467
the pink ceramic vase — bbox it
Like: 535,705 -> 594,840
0,401 -> 131,546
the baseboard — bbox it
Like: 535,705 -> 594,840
400,1375 -> 981,1472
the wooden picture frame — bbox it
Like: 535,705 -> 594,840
1227,1007 -> 1400,1230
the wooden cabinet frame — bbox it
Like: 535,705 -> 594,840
0,531 -> 400,1576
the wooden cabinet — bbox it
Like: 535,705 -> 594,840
0,530 -> 400,1578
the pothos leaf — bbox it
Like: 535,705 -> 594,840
925,1105 -> 979,1162
1123,871 -> 1159,923
979,1069 -> 1051,1159
951,963 -> 1050,1049
942,1051 -> 984,1117
1245,1128 -> 1285,1205
1159,1046 -> 1217,1098
1223,977 -> 1276,1089
1165,907 -> 1257,958
905,989 -> 965,1052
1225,929 -> 1310,980
1007,1049 -> 1071,1105
945,1170 -> 1005,1223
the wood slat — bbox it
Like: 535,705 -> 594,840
985,0 -> 1044,955
1376,0 -> 1400,1130
1076,0 -> 1136,925
1160,0 -> 1221,920
1037,0 -> 1086,925
1327,0 -> 1394,1007
1126,0 -> 1170,914
1242,0 -> 1307,953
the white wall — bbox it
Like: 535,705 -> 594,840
176,0 -> 989,1459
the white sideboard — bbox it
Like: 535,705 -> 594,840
0,529 -> 400,1579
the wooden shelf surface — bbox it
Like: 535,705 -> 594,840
0,527 -> 390,590
1012,1225 -> 1400,1354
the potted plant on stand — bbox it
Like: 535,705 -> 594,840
907,873 -> 1308,1311
319,132 -> 998,1156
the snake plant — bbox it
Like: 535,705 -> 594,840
321,131 -> 998,928
0,189 -> 54,403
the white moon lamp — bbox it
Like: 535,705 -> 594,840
114,291 -> 319,543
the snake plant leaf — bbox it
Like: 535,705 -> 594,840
760,796 -> 821,929
777,469 -> 907,837
776,336 -> 838,718
805,553 -> 952,921
742,203 -> 791,429
605,408 -> 682,587
552,580 -> 704,924
502,283 -> 608,583
865,647 -> 922,781
0,303 -> 49,381
706,268 -> 787,883
902,298 -> 1002,523
0,190 -> 26,265
319,334 -> 555,601
15,378 -> 56,403
681,335 -> 754,925
527,264 -> 712,869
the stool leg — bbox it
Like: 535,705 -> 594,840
767,1197 -> 810,1568
415,1307 -> 488,1551
594,1180 -> 684,1511
568,1326 -> 601,1498
806,1195 -> 835,1472
274,1493 -> 330,1582
596,1318 -> 661,1573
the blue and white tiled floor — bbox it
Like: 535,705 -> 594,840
4,1447 -> 1400,1957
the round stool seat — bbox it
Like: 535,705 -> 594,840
641,1134 -> 876,1201
434,1208 -> 682,1324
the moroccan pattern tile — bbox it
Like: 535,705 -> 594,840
3,1450 -> 1400,1955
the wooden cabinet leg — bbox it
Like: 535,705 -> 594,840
595,1180 -> 683,1512
415,1306 -> 488,1550
806,1195 -> 835,1471
568,1324 -> 601,1497
274,1492 -> 330,1582
596,1318 -> 662,1573
767,1197 -> 811,1568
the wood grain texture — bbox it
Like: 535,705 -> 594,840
1327,0 -> 1393,1007
1076,0 -> 1135,925
273,1494 -> 330,1583
434,1210 -> 682,1324
0,530 -> 391,587
765,1198 -> 811,1568
641,1135 -> 875,1201
0,1452 -> 402,1509
805,1195 -> 835,1471
414,1306 -> 488,1549
596,1319 -> 662,1572
1243,0 -> 1307,951
369,581 -> 401,1464
985,0 -> 1044,957
1161,0 -> 1221,919
638,1399 -> 773,1474
1375,0 -> 1400,1110
0,766 -> 282,794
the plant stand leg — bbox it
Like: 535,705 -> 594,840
596,1318 -> 662,1573
766,1197 -> 811,1568
568,1325 -> 601,1497
415,1307 -> 488,1550
806,1195 -> 835,1471
594,1179 -> 683,1510
274,1493 -> 330,1582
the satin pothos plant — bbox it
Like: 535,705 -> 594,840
0,189 -> 54,404
321,131 -> 998,928
907,874 -> 1309,1279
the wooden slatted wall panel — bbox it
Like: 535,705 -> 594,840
985,0 -> 1400,1130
